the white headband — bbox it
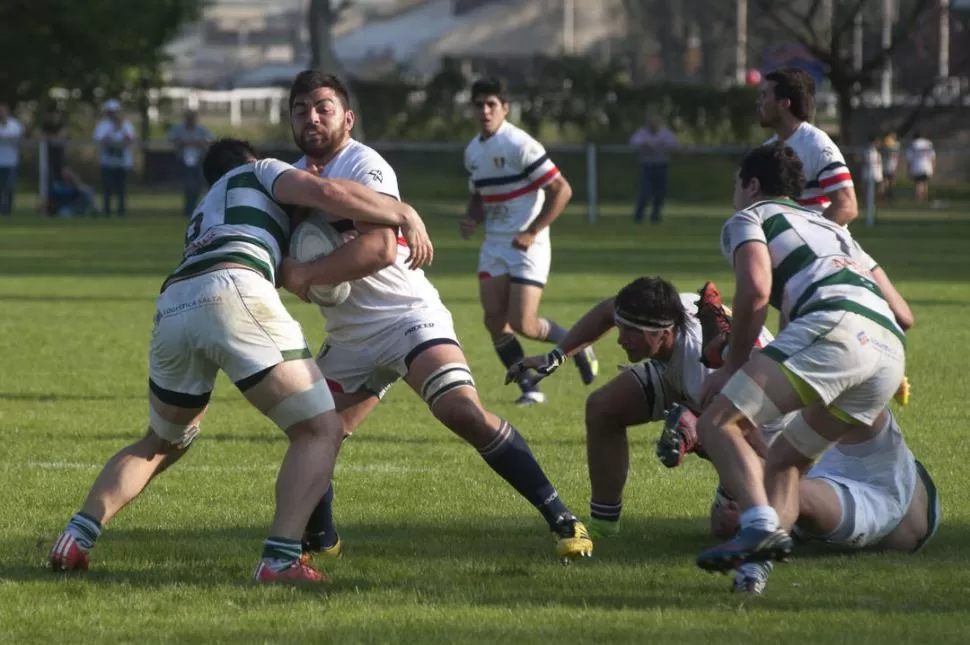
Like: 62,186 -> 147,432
614,311 -> 674,332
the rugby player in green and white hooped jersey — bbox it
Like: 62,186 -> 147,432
693,142 -> 908,574
48,138 -> 433,584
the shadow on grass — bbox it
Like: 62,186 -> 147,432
4,518 -> 970,613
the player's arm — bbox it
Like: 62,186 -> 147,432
283,225 -> 397,300
871,266 -> 913,331
529,174 -> 573,234
817,159 -> 858,226
461,192 -> 484,239
505,298 -> 614,385
727,242 -> 773,372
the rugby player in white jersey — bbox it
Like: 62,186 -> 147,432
47,138 -> 434,582
460,76 -> 598,406
758,68 -> 858,226
279,70 -> 593,564
694,142 -> 909,573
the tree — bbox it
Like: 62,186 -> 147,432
0,0 -> 202,107
307,0 -> 367,140
751,0 -> 970,144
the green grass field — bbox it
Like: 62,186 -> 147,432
1,196 -> 969,644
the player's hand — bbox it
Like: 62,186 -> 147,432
400,205 -> 434,270
511,230 -> 536,251
505,348 -> 566,385
304,162 -> 324,176
459,217 -> 478,240
700,365 -> 734,409
279,257 -> 311,303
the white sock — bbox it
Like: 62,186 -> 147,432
739,505 -> 780,531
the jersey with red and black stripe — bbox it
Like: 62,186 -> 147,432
464,121 -> 560,243
765,122 -> 853,214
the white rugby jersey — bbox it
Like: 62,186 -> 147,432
720,198 -> 905,344
464,121 -> 560,242
295,139 -> 444,342
165,158 -> 294,289
653,294 -> 774,413
765,122 -> 853,213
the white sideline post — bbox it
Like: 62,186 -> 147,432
865,173 -> 876,227
586,142 -> 598,223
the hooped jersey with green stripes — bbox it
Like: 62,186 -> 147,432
720,198 -> 905,344
165,159 -> 294,289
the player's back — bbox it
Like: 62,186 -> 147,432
165,159 -> 294,289
464,121 -> 558,242
295,140 -> 444,342
722,199 -> 903,341
765,122 -> 852,213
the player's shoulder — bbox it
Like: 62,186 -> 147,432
498,121 -> 541,148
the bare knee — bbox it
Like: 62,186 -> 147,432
140,429 -> 186,458
286,410 -> 343,447
508,314 -> 540,339
483,312 -> 509,338
586,388 -> 616,430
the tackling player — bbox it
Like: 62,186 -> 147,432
460,76 -> 598,405
695,142 -> 908,573
280,70 -> 593,564
47,138 -> 433,582
758,67 -> 858,226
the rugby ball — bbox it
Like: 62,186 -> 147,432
288,212 -> 351,307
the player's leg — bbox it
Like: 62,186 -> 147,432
403,340 -> 592,562
633,163 -> 650,222
301,342 -> 386,559
505,243 -> 597,386
49,289 -> 213,572
480,269 -> 542,403
650,163 -> 668,223
583,367 -> 657,538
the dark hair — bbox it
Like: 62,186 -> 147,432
739,142 -> 806,198
912,130 -> 922,139
764,67 -> 815,121
614,277 -> 688,335
202,138 -> 258,186
470,76 -> 508,103
289,70 -> 350,111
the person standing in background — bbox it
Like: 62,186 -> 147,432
168,109 -> 213,218
40,106 -> 68,216
862,135 -> 884,205
905,131 -> 935,204
0,102 -> 25,216
93,99 -> 135,216
629,110 -> 677,224
879,132 -> 900,205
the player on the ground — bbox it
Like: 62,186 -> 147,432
47,138 -> 434,582
279,70 -> 593,564
693,142 -> 907,573
758,67 -> 857,226
460,76 -> 598,406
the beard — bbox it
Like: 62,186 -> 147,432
295,127 -> 341,158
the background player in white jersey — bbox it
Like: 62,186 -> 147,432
758,68 -> 858,226
47,138 -> 434,583
460,76 -> 598,406
695,143 -> 907,572
905,130 -> 936,204
507,277 -> 772,539
279,70 -> 593,564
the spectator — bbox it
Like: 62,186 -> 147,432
167,109 -> 212,218
905,131 -> 935,204
40,106 -> 68,216
862,135 -> 883,203
93,99 -> 135,216
50,165 -> 97,218
879,131 -> 900,205
0,102 -> 25,216
629,110 -> 677,224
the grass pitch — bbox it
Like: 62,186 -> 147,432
1,195 -> 968,644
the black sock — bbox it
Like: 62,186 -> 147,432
303,482 -> 338,551
479,421 -> 569,529
590,499 -> 623,522
494,333 -> 538,393
539,318 -> 568,344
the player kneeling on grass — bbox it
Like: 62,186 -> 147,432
47,138 -> 433,583
506,276 -> 772,540
276,70 -> 592,565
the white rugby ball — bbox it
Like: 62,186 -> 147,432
288,212 -> 351,307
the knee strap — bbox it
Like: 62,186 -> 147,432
149,405 -> 200,449
421,363 -> 476,407
720,370 -> 783,426
266,379 -> 335,430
